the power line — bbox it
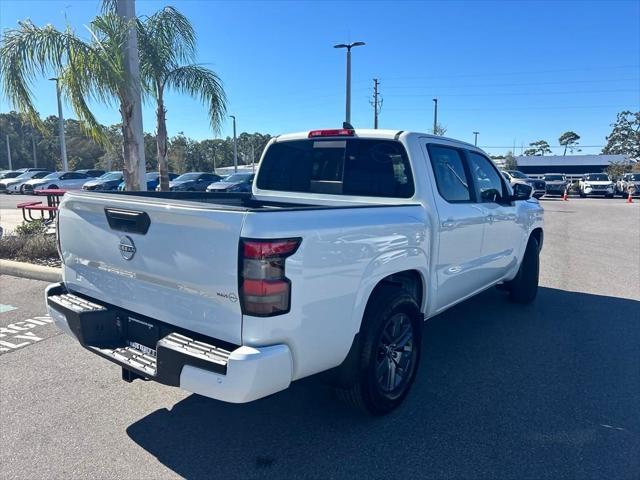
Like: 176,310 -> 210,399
380,77 -> 640,90
480,144 -> 607,148
384,105 -> 630,112
352,64 -> 640,84
383,88 -> 639,98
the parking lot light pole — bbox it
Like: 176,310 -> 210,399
230,115 -> 238,173
432,98 -> 438,135
334,41 -> 365,125
49,77 -> 68,171
473,131 -> 479,146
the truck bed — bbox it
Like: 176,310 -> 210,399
104,191 -> 415,212
106,191 -> 340,211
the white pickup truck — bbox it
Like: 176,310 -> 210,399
46,129 -> 543,415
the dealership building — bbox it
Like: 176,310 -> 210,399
508,154 -> 633,176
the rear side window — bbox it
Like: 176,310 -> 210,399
257,139 -> 414,198
428,145 -> 471,202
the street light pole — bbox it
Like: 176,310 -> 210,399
432,98 -> 438,135
5,134 -> 12,170
334,41 -> 365,125
230,115 -> 238,173
473,131 -> 479,146
49,77 -> 68,171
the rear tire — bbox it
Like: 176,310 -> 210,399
579,192 -> 587,198
49,184 -> 58,189
334,286 -> 422,415
506,237 -> 539,304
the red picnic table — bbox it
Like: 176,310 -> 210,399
17,189 -> 67,223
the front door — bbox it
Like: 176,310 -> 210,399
466,151 -> 520,281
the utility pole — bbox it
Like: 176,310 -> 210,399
432,98 -> 438,135
230,115 -> 238,173
49,77 -> 68,171
370,78 -> 383,129
334,42 -> 365,125
5,135 -> 12,170
116,0 -> 146,191
251,143 -> 255,172
473,131 -> 479,146
32,136 -> 37,167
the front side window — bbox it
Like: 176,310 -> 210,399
257,139 -> 414,198
467,152 -> 506,203
428,145 -> 471,202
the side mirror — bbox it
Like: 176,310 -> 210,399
511,182 -> 533,201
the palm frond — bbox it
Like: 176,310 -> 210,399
139,6 -> 196,77
165,64 -> 227,132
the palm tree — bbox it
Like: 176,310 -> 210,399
0,14 -> 145,189
136,7 -> 226,191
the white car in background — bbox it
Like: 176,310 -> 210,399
578,173 -> 615,198
23,171 -> 90,194
0,170 -> 51,194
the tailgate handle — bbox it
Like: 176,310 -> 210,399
104,208 -> 150,235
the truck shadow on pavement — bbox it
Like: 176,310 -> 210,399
126,287 -> 640,479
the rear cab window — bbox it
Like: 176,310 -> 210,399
257,138 -> 415,198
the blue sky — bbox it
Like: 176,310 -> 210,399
1,0 -> 639,155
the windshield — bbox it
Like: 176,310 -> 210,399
585,174 -> 609,181
225,174 -> 252,182
174,173 -> 201,181
99,172 -> 122,181
145,172 -> 159,180
43,172 -> 61,180
16,172 -> 35,179
508,171 -> 529,179
544,174 -> 565,181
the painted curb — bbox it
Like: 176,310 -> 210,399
0,259 -> 62,283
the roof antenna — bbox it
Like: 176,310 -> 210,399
343,121 -> 354,130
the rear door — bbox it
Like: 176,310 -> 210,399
58,193 -> 247,344
425,144 -> 488,311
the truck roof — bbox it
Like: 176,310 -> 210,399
273,129 -> 479,150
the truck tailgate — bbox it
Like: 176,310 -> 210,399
58,193 -> 246,345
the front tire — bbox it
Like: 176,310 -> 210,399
506,237 -> 539,304
335,286 -> 422,415
579,191 -> 587,198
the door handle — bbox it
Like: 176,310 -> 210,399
441,219 -> 456,228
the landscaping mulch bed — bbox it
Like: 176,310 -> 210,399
0,220 -> 62,268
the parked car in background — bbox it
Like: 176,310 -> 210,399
502,170 -> 546,199
616,173 -> 640,197
164,172 -> 222,191
75,169 -> 106,178
118,172 -> 179,191
47,128 -> 543,415
206,172 -> 255,192
542,173 -> 568,196
0,170 -> 51,194
578,173 -> 615,198
82,171 -> 124,191
0,170 -> 24,182
15,167 -> 49,173
24,171 -> 90,193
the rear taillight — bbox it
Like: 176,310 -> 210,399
55,212 -> 63,264
239,238 -> 301,317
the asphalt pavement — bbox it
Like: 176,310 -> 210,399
1,197 -> 639,479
